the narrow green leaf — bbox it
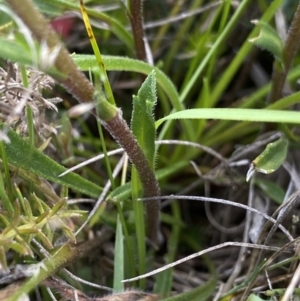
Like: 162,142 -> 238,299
254,178 -> 285,204
0,171 -> 13,212
0,246 -> 7,270
1,124 -> 102,198
131,70 -> 157,168
162,271 -> 216,301
155,108 -> 300,128
113,216 -> 124,291
247,137 -> 288,180
155,202 -> 181,297
249,20 -> 283,63
10,241 -> 32,256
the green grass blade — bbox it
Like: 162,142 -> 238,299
113,215 -> 124,291
210,0 -> 284,106
0,141 -> 13,201
155,201 -> 181,297
131,167 -> 146,289
162,262 -> 216,301
179,0 -> 252,103
156,108 -> 300,128
0,171 -> 13,212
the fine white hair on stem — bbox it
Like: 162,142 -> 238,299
122,241 -> 287,283
138,195 -> 293,241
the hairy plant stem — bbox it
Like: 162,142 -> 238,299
5,0 -> 161,244
268,3 -> 300,103
127,0 -> 147,62
100,110 -> 161,245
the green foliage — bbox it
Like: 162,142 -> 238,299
131,70 -> 157,168
247,137 -> 288,180
0,195 -> 84,270
162,275 -> 216,301
0,123 -> 103,197
155,108 -> 300,128
1,0 -> 300,300
254,178 -> 285,204
249,20 -> 283,63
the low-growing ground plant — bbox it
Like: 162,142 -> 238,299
0,0 -> 300,300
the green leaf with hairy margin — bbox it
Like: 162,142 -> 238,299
247,137 -> 288,181
249,20 -> 283,63
73,54 -> 183,113
1,124 -> 102,197
131,70 -> 157,168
